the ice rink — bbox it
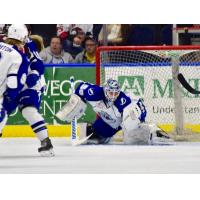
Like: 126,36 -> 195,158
1,138 -> 200,173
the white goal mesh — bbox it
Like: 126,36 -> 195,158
96,46 -> 200,134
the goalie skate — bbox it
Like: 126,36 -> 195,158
149,129 -> 175,145
38,137 -> 55,157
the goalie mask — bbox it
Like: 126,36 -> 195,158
104,79 -> 121,102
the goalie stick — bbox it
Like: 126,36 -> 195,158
177,73 -> 200,94
69,76 -> 93,146
70,76 -> 79,145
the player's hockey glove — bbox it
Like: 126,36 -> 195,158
3,88 -> 18,115
26,74 -> 39,88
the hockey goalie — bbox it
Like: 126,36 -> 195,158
56,79 -> 174,145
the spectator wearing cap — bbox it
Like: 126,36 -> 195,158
39,36 -> 74,64
74,36 -> 97,64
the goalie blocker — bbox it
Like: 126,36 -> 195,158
56,81 -> 174,145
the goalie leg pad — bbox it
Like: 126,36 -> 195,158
56,94 -> 87,122
123,123 -> 174,145
123,123 -> 150,145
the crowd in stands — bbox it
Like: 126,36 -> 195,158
1,24 -> 200,64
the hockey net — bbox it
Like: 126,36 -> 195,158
96,46 -> 200,140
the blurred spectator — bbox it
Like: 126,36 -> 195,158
0,24 -> 5,41
39,36 -> 74,64
127,24 -> 173,45
57,24 -> 93,54
0,24 -> 9,41
93,24 -> 103,41
75,35 -> 97,63
63,31 -> 84,59
57,24 -> 93,41
127,25 -> 155,45
98,24 -> 132,45
28,24 -> 57,47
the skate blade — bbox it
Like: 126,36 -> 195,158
39,149 -> 55,157
150,138 -> 175,145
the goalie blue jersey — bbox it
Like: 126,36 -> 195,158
75,82 -> 146,129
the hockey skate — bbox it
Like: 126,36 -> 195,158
38,137 -> 55,157
149,129 -> 175,145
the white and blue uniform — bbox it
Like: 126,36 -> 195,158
1,39 -> 45,113
75,82 -> 147,139
0,39 -> 49,141
16,39 -> 49,141
0,24 -> 54,154
0,42 -> 29,115
17,39 -> 46,111
0,42 -> 29,134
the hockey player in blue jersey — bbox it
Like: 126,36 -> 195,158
0,25 -> 54,156
56,79 -> 174,145
18,36 -> 54,156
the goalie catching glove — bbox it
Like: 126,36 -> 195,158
55,93 -> 87,122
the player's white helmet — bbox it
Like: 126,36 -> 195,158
104,79 -> 121,102
7,24 -> 28,43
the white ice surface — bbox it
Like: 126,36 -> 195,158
1,138 -> 200,173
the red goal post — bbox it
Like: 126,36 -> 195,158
96,46 -> 200,135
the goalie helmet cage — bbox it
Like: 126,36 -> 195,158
96,46 -> 200,135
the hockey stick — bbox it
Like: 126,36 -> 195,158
177,73 -> 200,94
69,76 -> 79,146
69,76 -> 93,146
70,133 -> 93,146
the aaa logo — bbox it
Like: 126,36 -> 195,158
118,76 -> 144,96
